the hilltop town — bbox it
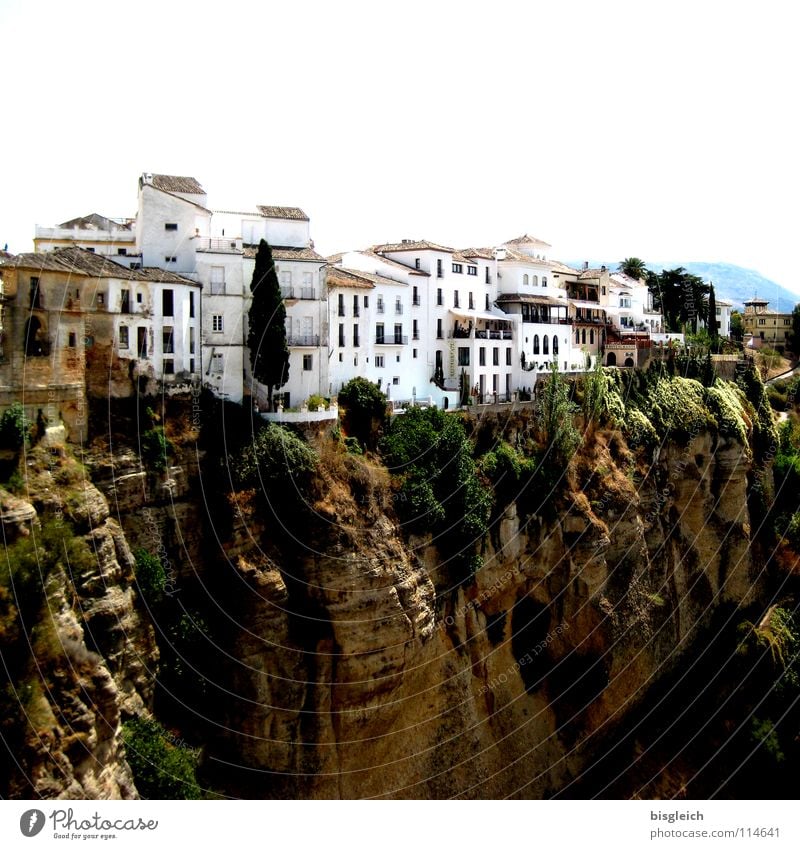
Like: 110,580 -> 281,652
0,172 -> 793,435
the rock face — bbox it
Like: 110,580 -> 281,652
210,425 -> 760,799
2,480 -> 159,800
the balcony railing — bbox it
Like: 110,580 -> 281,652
288,334 -> 320,347
299,287 -> 316,300
412,331 -> 420,340
412,295 -> 421,306
395,305 -> 403,315
375,335 -> 408,345
195,237 -> 241,253
281,286 -> 296,299
377,303 -> 385,313
474,329 -> 513,340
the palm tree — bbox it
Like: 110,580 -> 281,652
619,257 -> 647,280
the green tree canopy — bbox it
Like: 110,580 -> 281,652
646,267 -> 710,333
619,257 -> 647,280
247,240 -> 289,410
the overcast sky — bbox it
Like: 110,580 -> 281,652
2,0 -> 798,294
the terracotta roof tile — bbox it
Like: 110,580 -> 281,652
372,240 -> 454,254
326,268 -> 376,290
56,213 -> 132,231
242,245 -> 324,262
151,174 -> 205,194
503,233 -> 552,249
256,205 -> 309,221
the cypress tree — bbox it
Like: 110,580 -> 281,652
247,239 -> 289,410
708,282 -> 718,338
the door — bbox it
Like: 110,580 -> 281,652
137,327 -> 147,358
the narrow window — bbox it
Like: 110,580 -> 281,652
303,354 -> 313,371
162,289 -> 174,316
118,327 -> 129,348
165,223 -> 178,231
162,327 -> 174,354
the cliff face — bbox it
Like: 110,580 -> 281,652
210,424 -> 759,799
1,470 -> 158,799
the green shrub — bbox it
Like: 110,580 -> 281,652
306,394 -> 328,411
122,717 -> 201,799
133,548 -> 166,605
140,427 -> 173,471
536,363 -> 580,462
338,377 -> 387,448
233,422 -> 317,491
0,403 -> 30,451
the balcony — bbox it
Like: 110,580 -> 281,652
412,331 -> 420,340
299,287 -> 316,300
288,334 -> 320,347
375,334 -> 408,345
281,286 -> 296,299
353,307 -> 360,317
395,304 -> 404,315
377,303 -> 385,314
412,295 -> 421,306
195,237 -> 241,253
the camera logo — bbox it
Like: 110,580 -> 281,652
19,810 -> 46,837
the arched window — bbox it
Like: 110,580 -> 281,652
553,335 -> 558,355
542,276 -> 548,287
533,335 -> 540,355
590,329 -> 595,344
624,356 -> 635,368
575,328 -> 580,344
24,316 -> 45,356
523,274 -> 529,286
532,275 -> 538,286
606,352 -> 617,366
581,328 -> 586,344
543,335 -> 549,355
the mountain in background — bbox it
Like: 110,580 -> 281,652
567,260 -> 799,312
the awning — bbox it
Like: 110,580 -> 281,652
449,308 -> 515,323
570,300 -> 607,310
496,293 -> 566,306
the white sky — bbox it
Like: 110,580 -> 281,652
2,0 -> 798,294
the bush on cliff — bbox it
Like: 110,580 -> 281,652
233,421 -> 317,494
338,377 -> 387,449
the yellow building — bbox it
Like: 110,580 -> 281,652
742,297 -> 794,351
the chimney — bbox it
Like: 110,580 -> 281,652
601,265 -> 606,272
583,261 -> 589,270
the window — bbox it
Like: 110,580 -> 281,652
469,292 -> 474,309
468,266 -> 477,276
189,326 -> 195,353
600,285 -> 605,295
162,327 -> 174,354
523,274 -> 529,286
590,329 -> 594,344
353,325 -> 360,347
392,376 -> 400,385
542,276 -> 548,287
454,291 -> 460,308
338,293 -> 345,316
211,353 -> 224,374
437,288 -> 443,306
452,263 -> 463,274
458,347 -> 470,366
485,293 -> 490,310
413,286 -> 419,306
189,291 -> 194,317
582,329 -> 586,344
375,355 -> 385,368
165,223 -> 178,231
377,295 -> 384,313
413,319 -> 419,340
303,354 -> 313,371
137,292 -> 143,303
394,323 -> 403,343
68,332 -> 77,348
493,347 -> 499,366
213,314 -> 223,333
533,335 -> 540,354
785,318 -> 791,326
210,266 -> 225,294
413,349 -> 418,358
85,335 -> 94,347
395,296 -> 402,314
189,358 -> 195,373
97,293 -> 105,306
119,326 -> 129,348
353,295 -> 360,317
339,324 -> 345,347
121,289 -> 130,314
437,318 -> 443,339
485,267 -> 490,284
437,258 -> 443,278
543,336 -> 549,355
553,336 -> 558,355
86,247 -> 95,253
758,318 -> 766,325
165,256 -> 177,263
162,289 -> 174,316
364,296 -> 369,308
163,359 -> 174,375
576,328 -> 580,344
479,347 -> 486,366
117,248 -> 127,255
415,258 -> 421,270
532,275 -> 538,286
280,270 -> 291,287
506,348 -> 512,366
376,323 -> 385,344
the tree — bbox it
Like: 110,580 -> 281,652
789,303 -> 800,356
247,240 -> 289,410
646,267 -> 710,333
619,257 -> 647,280
730,310 -> 744,342
338,377 -> 387,448
707,282 -> 718,338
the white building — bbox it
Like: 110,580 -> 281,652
34,214 -> 140,268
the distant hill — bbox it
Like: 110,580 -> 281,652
567,260 -> 799,312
